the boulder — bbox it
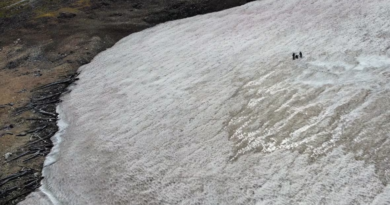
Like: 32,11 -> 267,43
4,152 -> 12,160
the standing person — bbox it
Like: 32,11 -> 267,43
293,53 -> 296,60
299,52 -> 303,58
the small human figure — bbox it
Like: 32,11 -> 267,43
292,53 -> 296,60
299,52 -> 303,58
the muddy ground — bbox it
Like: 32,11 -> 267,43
0,0 -> 253,204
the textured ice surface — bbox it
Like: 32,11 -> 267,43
22,0 -> 390,204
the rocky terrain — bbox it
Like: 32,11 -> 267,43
0,0 -> 253,204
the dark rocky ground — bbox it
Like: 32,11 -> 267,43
0,0 -> 254,204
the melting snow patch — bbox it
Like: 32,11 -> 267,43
20,0 -> 390,204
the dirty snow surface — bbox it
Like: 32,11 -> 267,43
22,0 -> 390,204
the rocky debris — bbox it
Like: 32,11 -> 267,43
33,70 -> 42,77
101,1 -> 110,6
16,89 -> 27,93
4,153 -> 12,160
15,132 -> 27,137
0,133 -> 13,138
57,12 -> 76,19
0,167 -> 41,202
132,3 -> 142,9
13,38 -> 21,45
109,13 -> 123,17
4,54 -> 29,69
0,124 -> 14,131
5,61 -> 18,69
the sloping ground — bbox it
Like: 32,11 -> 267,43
21,0 -> 390,204
0,0 -> 253,204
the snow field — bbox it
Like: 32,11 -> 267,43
22,0 -> 390,204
